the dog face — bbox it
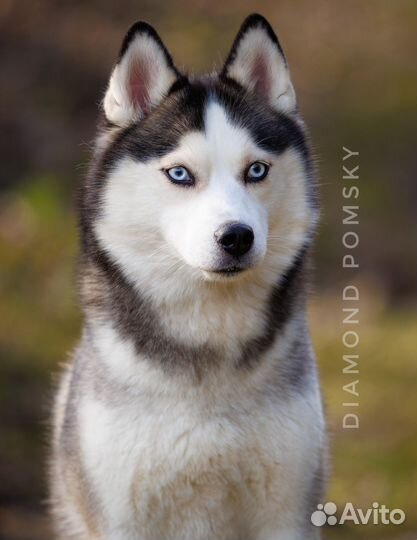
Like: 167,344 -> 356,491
86,16 -> 317,290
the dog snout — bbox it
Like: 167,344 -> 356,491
214,222 -> 254,257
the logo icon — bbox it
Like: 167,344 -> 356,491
311,501 -> 406,527
311,502 -> 338,527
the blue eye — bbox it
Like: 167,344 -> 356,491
165,166 -> 194,186
246,162 -> 269,182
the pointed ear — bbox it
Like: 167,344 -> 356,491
103,22 -> 183,126
220,14 -> 296,113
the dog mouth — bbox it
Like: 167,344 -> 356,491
211,266 -> 246,276
200,265 -> 249,279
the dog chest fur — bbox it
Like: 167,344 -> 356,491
76,340 -> 324,540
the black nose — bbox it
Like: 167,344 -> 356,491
215,222 -> 254,257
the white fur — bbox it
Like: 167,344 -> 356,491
95,101 -> 313,349
104,34 -> 177,126
225,26 -> 296,113
81,322 -> 325,540
92,313 -> 298,399
53,19 -> 325,540
160,102 -> 268,272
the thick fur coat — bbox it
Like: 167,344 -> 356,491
50,14 -> 327,540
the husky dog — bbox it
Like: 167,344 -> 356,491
50,14 -> 327,540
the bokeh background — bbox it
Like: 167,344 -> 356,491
0,1 -> 416,538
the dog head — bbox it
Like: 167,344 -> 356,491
83,15 -> 318,294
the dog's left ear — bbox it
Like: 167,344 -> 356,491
220,14 -> 296,113
103,21 -> 183,126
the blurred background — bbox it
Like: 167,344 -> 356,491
0,0 -> 416,538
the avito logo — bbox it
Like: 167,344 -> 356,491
311,501 -> 406,527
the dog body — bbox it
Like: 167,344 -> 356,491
50,15 -> 326,540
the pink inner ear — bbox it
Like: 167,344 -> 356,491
128,56 -> 159,115
251,52 -> 271,98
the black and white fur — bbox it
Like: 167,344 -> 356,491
50,14 -> 327,540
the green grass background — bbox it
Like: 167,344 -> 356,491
1,0 -> 416,538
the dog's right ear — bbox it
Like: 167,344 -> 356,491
103,22 -> 183,126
